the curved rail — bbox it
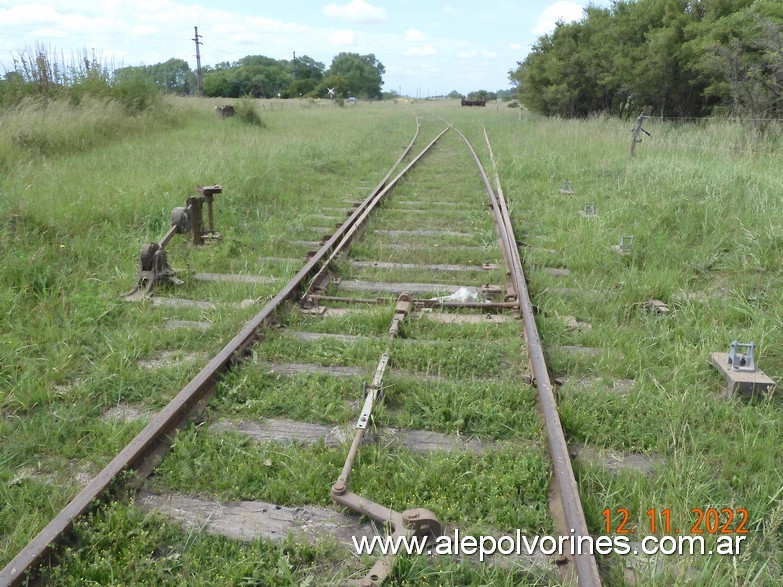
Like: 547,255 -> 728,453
449,122 -> 602,587
0,118 -> 436,587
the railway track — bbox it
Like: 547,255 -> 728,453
1,118 -> 602,586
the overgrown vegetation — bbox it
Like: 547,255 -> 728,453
0,46 -> 180,168
2,99 -> 783,585
0,45 -> 159,111
511,0 -> 783,123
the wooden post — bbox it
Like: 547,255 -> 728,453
629,112 -> 648,158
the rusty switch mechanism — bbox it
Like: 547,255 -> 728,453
125,184 -> 222,299
187,184 -> 223,245
388,292 -> 412,338
331,295 -> 442,586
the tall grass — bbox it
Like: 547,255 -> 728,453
3,100 -> 783,584
0,96 -> 165,165
0,45 -> 177,168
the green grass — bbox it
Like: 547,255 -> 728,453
154,428 -> 552,535
3,98 -> 783,585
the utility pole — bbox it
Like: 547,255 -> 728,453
193,26 -> 203,97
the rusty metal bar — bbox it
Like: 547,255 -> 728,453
338,352 -> 389,485
307,294 -> 518,310
453,125 -> 600,587
0,120 -> 431,587
157,223 -> 180,249
331,300 -> 440,587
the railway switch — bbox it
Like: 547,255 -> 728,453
332,301 -> 444,585
125,184 -> 223,300
188,184 -> 223,244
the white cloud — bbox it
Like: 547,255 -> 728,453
508,42 -> 523,50
328,29 -> 357,46
0,3 -> 61,26
406,29 -> 427,41
457,48 -> 496,59
534,1 -> 584,36
130,24 -> 157,36
405,45 -> 437,56
323,0 -> 387,24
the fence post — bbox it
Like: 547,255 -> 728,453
629,112 -> 649,157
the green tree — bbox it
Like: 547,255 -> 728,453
289,55 -> 325,97
317,74 -> 350,98
509,0 -> 773,118
325,53 -> 385,98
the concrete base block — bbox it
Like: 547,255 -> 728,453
710,352 -> 776,398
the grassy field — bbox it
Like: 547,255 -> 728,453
2,96 -> 783,585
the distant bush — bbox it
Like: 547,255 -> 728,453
234,96 -> 265,127
0,45 -> 159,114
507,101 -> 520,108
0,46 -> 181,167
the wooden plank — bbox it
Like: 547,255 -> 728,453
139,492 -> 553,570
138,351 -> 207,370
373,229 -> 472,238
416,312 -> 514,324
570,445 -> 664,475
193,273 -> 278,284
363,242 -> 493,252
286,331 -> 365,343
338,281 -> 479,295
146,297 -> 216,310
263,362 -> 365,378
139,492 -> 378,547
557,377 -> 636,394
209,418 -> 495,455
165,320 -> 212,331
350,260 -> 499,273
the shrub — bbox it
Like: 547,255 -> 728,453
234,96 -> 265,127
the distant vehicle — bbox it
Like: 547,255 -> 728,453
347,97 -> 357,104
461,99 -> 486,107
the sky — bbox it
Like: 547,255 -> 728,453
0,0 -> 610,96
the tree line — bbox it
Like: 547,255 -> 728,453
115,52 -> 386,100
510,0 -> 783,127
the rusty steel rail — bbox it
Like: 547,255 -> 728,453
443,123 -> 602,587
0,119 -> 455,587
302,128 -> 450,303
